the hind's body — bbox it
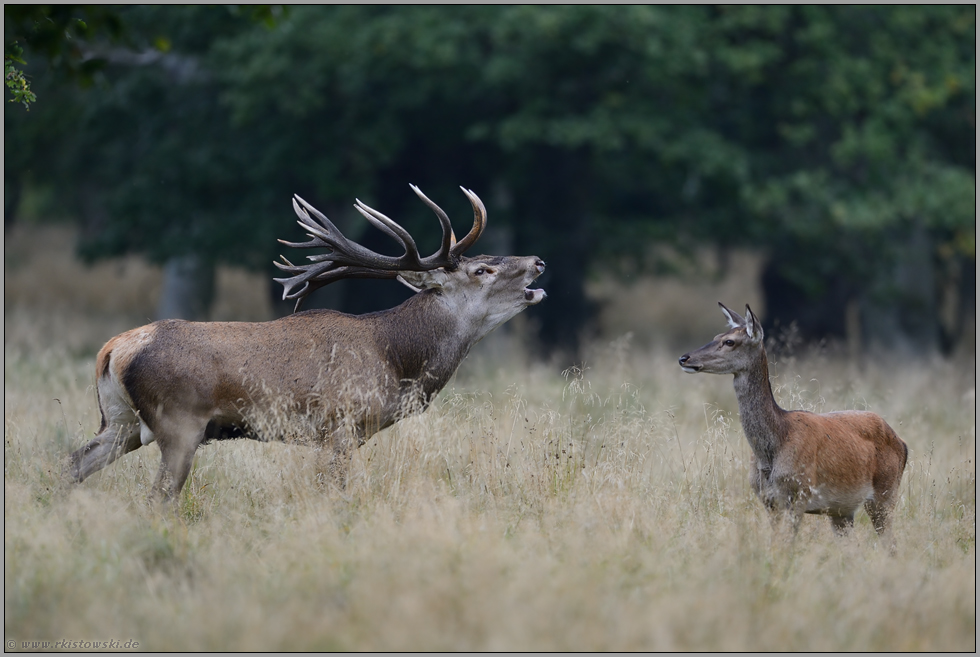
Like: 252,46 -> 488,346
680,303 -> 907,537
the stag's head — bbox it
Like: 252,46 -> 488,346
678,302 -> 765,375
274,185 -> 546,336
401,253 -> 547,341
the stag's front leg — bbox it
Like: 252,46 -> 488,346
829,514 -> 855,535
313,425 -> 364,492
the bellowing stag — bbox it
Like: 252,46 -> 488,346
69,185 -> 546,500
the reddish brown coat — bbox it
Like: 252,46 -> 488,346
680,303 -> 907,538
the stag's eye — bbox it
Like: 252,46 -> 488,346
724,339 -> 736,347
474,268 -> 486,276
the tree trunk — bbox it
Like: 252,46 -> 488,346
860,222 -> 941,356
514,147 -> 595,360
157,255 -> 216,321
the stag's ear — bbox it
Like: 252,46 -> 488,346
398,269 -> 451,291
744,304 -> 764,341
719,302 -> 745,329
395,275 -> 423,293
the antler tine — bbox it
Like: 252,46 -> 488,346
409,184 -> 457,265
352,199 -> 423,267
290,194 -> 421,270
274,258 -> 399,311
274,196 -> 400,307
275,189 -> 474,310
451,187 -> 487,258
292,195 -> 345,243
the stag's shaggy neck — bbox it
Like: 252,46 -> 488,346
372,291 -> 470,402
732,347 -> 787,471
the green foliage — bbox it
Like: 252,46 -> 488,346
5,6 -> 975,351
732,6 -> 975,250
4,42 -> 36,109
3,5 -> 126,95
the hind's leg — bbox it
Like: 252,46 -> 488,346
865,496 -> 899,554
865,495 -> 898,537
868,438 -> 906,548
766,474 -> 809,537
68,422 -> 142,483
867,471 -> 903,538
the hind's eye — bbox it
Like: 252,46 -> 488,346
724,339 -> 735,347
474,268 -> 486,276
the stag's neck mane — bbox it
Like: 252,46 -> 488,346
732,346 -> 788,471
370,290 -> 471,398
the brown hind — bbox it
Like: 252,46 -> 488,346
679,303 -> 908,541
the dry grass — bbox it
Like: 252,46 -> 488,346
587,248 -> 767,349
4,225 -> 976,651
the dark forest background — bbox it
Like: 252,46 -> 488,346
5,5 -> 975,358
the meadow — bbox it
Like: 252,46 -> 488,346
4,225 -> 975,651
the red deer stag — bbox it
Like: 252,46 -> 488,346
68,185 -> 546,501
678,303 -> 907,539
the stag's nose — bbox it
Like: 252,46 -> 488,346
534,259 -> 546,274
678,354 -> 689,367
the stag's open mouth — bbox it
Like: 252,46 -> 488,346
524,288 -> 546,303
523,259 -> 546,304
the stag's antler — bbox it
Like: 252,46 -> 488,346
274,185 -> 487,311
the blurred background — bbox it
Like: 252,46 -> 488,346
4,5 -> 975,359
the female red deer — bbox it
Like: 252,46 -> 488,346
678,303 -> 907,539
68,185 -> 546,501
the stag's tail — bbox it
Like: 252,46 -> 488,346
68,334 -> 146,482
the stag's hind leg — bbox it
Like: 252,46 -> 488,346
150,415 -> 209,502
69,421 -> 142,483
69,369 -> 149,484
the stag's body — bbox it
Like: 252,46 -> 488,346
69,187 -> 546,500
679,303 -> 907,537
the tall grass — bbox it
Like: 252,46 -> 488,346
4,226 -> 976,651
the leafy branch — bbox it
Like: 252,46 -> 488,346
4,42 -> 36,109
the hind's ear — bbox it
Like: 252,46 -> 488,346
719,302 -> 745,329
744,304 -> 764,341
